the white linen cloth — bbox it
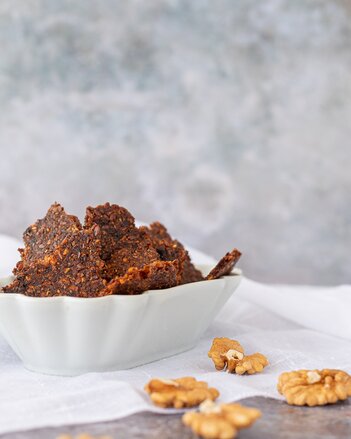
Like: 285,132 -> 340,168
0,234 -> 350,434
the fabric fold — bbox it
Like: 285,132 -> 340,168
0,234 -> 350,434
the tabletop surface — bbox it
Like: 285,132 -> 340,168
1,396 -> 350,439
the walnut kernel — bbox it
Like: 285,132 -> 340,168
278,369 -> 351,406
145,376 -> 219,408
208,338 -> 268,375
182,400 -> 261,439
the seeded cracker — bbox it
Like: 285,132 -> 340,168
105,259 -> 180,295
141,222 -> 204,284
15,203 -> 82,273
206,249 -> 241,280
4,229 -> 107,297
3,202 -> 241,297
85,203 -> 160,279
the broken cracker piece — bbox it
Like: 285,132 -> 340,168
141,222 -> 204,284
105,259 -> 180,295
85,202 -> 136,260
85,203 -> 160,279
16,203 -> 82,273
206,249 -> 241,280
4,229 -> 107,297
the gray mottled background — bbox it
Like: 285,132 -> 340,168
0,0 -> 350,285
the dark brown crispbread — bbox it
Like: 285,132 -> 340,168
140,222 -> 204,284
85,203 -> 160,279
3,201 -> 241,298
180,255 -> 205,284
142,222 -> 173,242
17,203 -> 82,271
140,222 -> 184,262
85,202 -> 135,260
106,233 -> 160,278
206,249 -> 242,280
3,229 -> 107,297
105,260 -> 180,295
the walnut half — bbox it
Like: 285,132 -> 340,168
229,353 -> 268,375
208,337 -> 268,375
182,399 -> 261,439
278,369 -> 351,406
145,377 -> 220,408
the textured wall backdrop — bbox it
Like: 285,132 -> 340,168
0,0 -> 350,284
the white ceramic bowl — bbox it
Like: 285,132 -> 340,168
0,266 -> 241,376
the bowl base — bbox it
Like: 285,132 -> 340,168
22,343 -> 197,376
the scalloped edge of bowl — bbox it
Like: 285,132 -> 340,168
0,265 -> 242,375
